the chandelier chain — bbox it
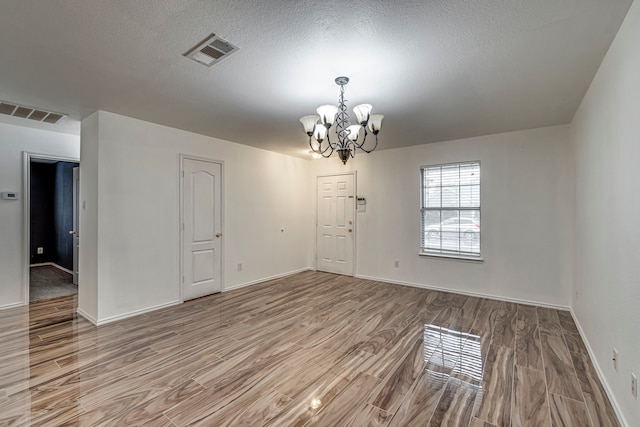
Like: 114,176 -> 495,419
336,83 -> 350,152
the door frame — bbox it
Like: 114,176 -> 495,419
22,151 -> 80,305
72,166 -> 79,284
178,154 -> 225,302
315,171 -> 357,276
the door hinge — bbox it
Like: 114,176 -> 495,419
182,275 -> 185,283
182,170 -> 185,177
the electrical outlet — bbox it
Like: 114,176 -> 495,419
394,260 -> 400,268
632,373 -> 637,399
37,247 -> 44,254
612,348 -> 619,371
237,262 -> 243,272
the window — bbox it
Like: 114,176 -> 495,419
420,161 -> 481,258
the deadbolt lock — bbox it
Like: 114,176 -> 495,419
215,232 -> 222,238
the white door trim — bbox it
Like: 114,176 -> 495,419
22,151 -> 80,305
179,154 -> 225,302
72,166 -> 79,285
315,171 -> 357,276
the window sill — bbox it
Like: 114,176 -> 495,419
419,253 -> 484,263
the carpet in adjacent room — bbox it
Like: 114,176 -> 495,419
30,265 -> 77,302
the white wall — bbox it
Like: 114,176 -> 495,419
570,0 -> 640,423
79,111 -> 313,323
312,125 -> 573,307
78,113 -> 99,320
0,122 -> 79,308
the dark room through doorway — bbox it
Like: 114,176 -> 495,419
29,159 -> 79,302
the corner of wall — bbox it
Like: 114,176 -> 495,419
77,112 -> 100,320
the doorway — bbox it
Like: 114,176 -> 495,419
316,173 -> 356,276
180,156 -> 223,301
24,153 -> 80,303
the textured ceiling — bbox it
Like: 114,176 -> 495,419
0,0 -> 632,158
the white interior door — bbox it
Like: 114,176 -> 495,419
316,174 -> 355,275
182,158 -> 223,300
72,167 -> 79,285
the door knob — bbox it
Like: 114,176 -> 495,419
215,232 -> 222,238
348,229 -> 353,233
69,230 -> 76,235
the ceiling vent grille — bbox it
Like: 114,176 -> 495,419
0,101 -> 66,124
183,33 -> 239,67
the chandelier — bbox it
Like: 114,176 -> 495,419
299,76 -> 383,164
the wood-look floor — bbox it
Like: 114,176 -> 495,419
0,271 -> 620,426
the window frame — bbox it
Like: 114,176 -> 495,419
419,161 -> 482,261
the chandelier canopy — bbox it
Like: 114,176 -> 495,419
299,76 -> 383,164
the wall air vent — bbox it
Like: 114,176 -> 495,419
0,101 -> 67,124
183,33 -> 239,67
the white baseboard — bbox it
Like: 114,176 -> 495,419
77,268 -> 312,325
79,300 -> 182,326
354,274 -> 571,311
0,301 -> 26,310
223,267 -> 313,292
30,262 -> 74,275
76,307 -> 98,325
570,309 -> 628,427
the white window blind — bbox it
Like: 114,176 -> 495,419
420,162 -> 481,258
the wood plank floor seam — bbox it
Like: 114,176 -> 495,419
559,323 -> 599,427
0,271 -> 619,426
537,307 -> 557,427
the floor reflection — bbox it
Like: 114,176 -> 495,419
0,296 -> 87,425
0,306 -> 32,425
424,324 -> 483,384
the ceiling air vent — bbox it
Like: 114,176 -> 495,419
183,33 -> 239,67
0,101 -> 67,124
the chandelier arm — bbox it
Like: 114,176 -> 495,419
326,130 -> 338,149
358,133 -> 379,154
320,141 -> 335,157
322,147 -> 334,158
315,145 -> 334,158
308,135 -> 320,152
323,132 -> 336,156
350,128 -> 366,149
349,128 -> 378,153
320,142 -> 335,156
309,135 -> 334,156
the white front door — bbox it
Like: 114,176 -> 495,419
316,174 -> 355,276
181,158 -> 223,301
